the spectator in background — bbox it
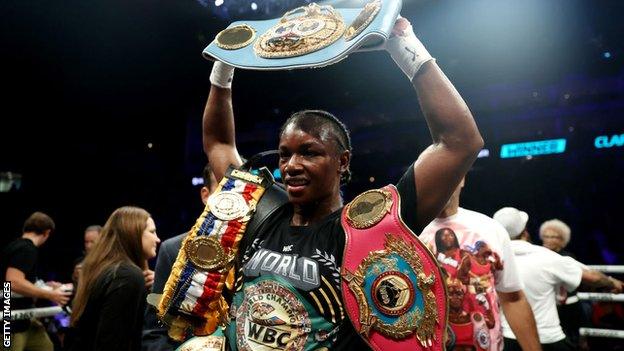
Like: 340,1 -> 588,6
72,225 -> 102,284
539,218 -> 621,350
494,208 -> 582,351
83,225 -> 101,253
69,206 -> 160,351
539,219 -> 570,254
142,164 -> 217,350
1,211 -> 72,351
419,179 -> 540,351
494,208 -> 623,351
539,219 -> 582,347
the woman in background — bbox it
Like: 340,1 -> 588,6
69,206 -> 160,350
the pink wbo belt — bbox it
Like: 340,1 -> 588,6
341,185 -> 448,350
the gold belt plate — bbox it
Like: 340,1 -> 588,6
215,24 -> 256,50
254,3 -> 345,58
345,188 -> 393,229
208,191 -> 251,221
185,236 -> 234,271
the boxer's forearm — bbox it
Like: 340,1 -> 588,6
412,62 -> 482,152
203,64 -> 242,181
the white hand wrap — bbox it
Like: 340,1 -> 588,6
386,20 -> 435,81
209,61 -> 235,89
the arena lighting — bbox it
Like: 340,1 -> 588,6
249,168 -> 282,181
500,139 -> 567,159
201,0 -> 315,19
0,172 -> 22,192
191,177 -> 204,186
272,168 -> 282,181
594,133 -> 624,149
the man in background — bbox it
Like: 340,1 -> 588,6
419,180 -> 540,351
72,225 -> 102,283
2,212 -> 72,351
82,225 -> 101,253
494,207 -> 623,351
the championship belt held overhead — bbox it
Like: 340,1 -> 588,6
203,0 -> 402,70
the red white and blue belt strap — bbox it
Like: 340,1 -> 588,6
156,167 -> 270,341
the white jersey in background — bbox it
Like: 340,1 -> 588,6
501,240 -> 582,344
420,207 -> 523,351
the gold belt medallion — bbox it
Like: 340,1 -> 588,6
215,24 -> 256,50
208,191 -> 251,221
254,3 -> 345,58
185,236 -> 233,271
345,188 -> 392,229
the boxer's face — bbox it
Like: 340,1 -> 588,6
279,126 -> 342,206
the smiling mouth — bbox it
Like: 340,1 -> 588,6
285,179 -> 309,192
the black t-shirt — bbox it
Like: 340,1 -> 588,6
226,166 -> 417,350
1,238 -> 38,332
68,262 -> 146,351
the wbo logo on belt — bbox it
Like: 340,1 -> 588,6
341,186 -> 448,350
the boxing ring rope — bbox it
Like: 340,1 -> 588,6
1,306 -> 68,321
579,328 -> 624,339
576,265 -> 623,342
586,265 -> 624,274
577,292 -> 624,302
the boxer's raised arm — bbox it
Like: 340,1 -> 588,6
203,62 -> 244,181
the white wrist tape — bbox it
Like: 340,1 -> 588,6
386,23 -> 434,81
209,61 -> 235,89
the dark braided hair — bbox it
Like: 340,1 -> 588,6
279,110 -> 352,184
